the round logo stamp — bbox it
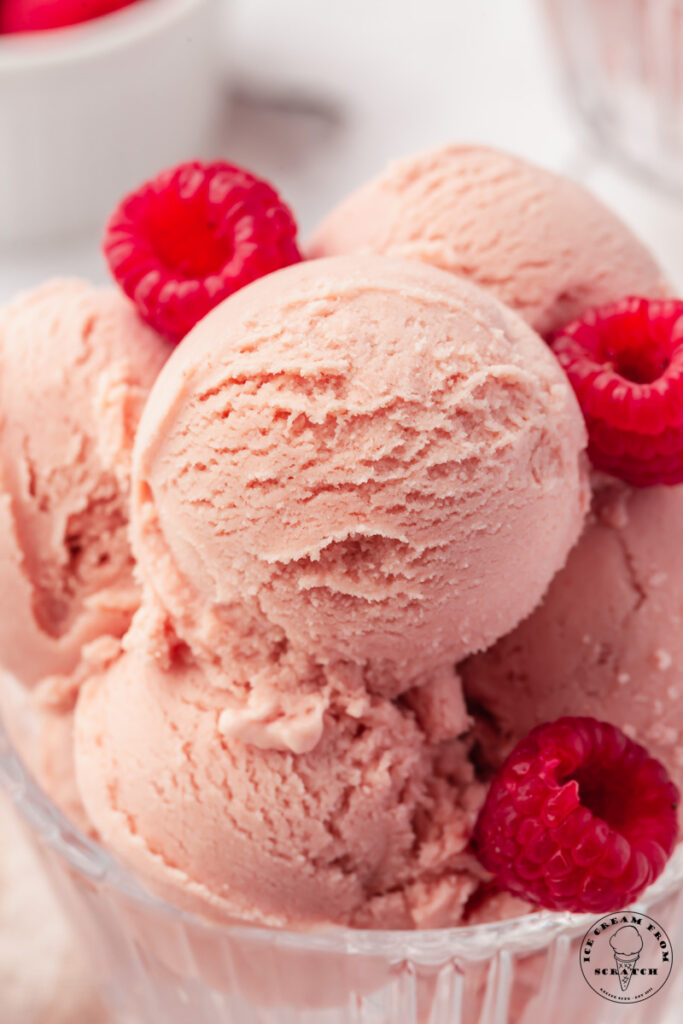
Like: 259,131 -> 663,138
580,912 -> 673,1003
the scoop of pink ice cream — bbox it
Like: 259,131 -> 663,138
462,481 -> 683,800
74,638 -> 488,929
131,254 -> 588,751
0,280 -> 167,688
309,146 -> 667,338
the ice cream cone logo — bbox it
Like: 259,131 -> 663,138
612,952 -> 640,991
610,926 -> 643,992
580,913 -> 673,1004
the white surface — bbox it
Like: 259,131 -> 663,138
0,0 -> 681,300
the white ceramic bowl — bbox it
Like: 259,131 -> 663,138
0,0 -> 228,244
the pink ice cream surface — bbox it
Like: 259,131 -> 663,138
462,481 -> 683,803
309,145 -> 667,338
131,254 -> 588,752
0,280 -> 167,688
74,642 -> 488,930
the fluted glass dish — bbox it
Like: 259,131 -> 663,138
0,719 -> 682,1024
544,0 -> 683,192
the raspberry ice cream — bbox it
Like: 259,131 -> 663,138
130,254 -> 588,751
75,640 -> 489,929
0,279 -> 167,689
462,296 -> 683,827
2,145 -> 682,1010
0,280 -> 167,835
462,481 -> 683,803
71,251 -> 590,927
309,145 -> 667,338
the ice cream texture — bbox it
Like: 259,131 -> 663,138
4,143 -> 679,944
72,252 -> 589,928
129,253 -> 588,753
309,145 -> 667,338
462,480 -> 683,803
75,640 -> 490,929
0,279 -> 168,689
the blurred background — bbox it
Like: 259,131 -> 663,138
1,0 -> 683,305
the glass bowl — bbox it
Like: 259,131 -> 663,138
1,719 -> 682,1024
543,0 -> 683,193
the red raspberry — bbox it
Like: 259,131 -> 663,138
472,717 -> 679,914
103,161 -> 302,344
552,297 -> 683,486
0,0 -> 136,33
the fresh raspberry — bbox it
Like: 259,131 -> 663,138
0,0 -> 136,33
103,161 -> 302,344
551,297 -> 683,486
472,717 -> 679,914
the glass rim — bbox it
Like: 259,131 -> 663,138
2,716 -> 682,958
